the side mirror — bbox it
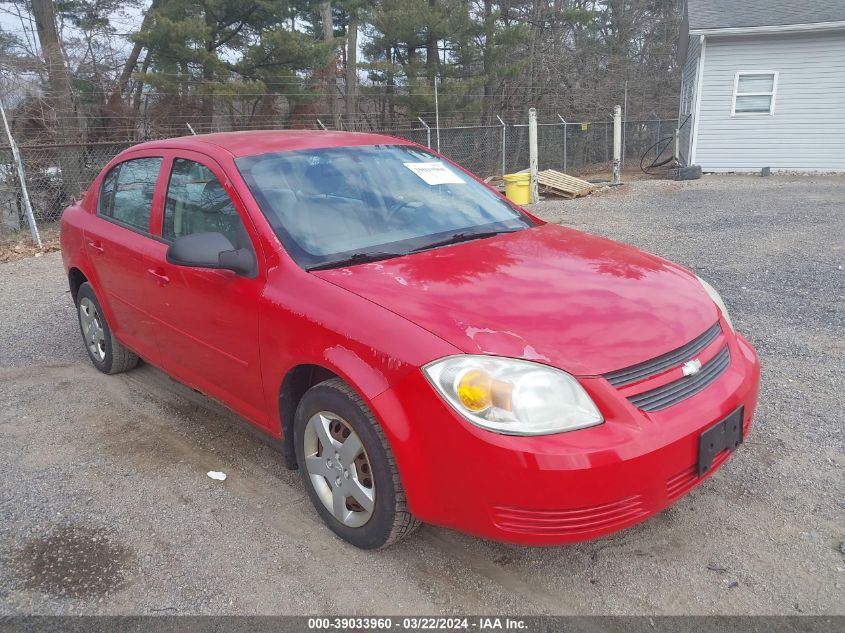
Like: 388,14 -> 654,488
166,232 -> 256,276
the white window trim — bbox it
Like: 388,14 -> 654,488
731,71 -> 778,117
689,36 -> 706,164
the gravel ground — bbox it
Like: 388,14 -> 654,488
0,174 -> 843,615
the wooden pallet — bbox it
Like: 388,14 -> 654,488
537,169 -> 595,199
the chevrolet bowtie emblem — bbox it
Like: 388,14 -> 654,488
682,358 -> 702,376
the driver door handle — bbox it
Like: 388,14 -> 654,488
147,268 -> 170,286
87,240 -> 104,254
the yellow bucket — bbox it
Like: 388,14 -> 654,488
503,172 -> 531,205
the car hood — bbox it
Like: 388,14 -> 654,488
313,224 -> 719,376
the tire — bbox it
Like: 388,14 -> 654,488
75,282 -> 139,375
293,378 -> 420,549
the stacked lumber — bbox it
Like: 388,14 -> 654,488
537,169 -> 595,199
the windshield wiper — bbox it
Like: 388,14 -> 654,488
411,229 -> 518,253
307,251 -> 403,271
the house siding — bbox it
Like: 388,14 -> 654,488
678,34 -> 701,164
694,31 -> 845,172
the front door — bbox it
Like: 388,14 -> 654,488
146,153 -> 268,427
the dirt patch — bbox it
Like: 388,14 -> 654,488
0,225 -> 61,264
12,524 -> 135,599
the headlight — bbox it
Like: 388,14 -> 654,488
423,355 -> 603,435
696,275 -> 733,330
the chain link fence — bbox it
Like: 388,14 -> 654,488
1,117 -> 676,238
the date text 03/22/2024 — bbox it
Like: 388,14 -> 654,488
307,617 -> 527,630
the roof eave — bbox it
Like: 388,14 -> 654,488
690,20 -> 845,37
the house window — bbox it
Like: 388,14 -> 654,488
732,72 -> 777,115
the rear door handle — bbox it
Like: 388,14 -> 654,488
87,240 -> 104,254
147,268 -> 170,286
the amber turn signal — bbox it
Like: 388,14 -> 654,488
457,369 -> 513,412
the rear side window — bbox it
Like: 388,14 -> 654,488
97,157 -> 162,232
162,158 -> 252,251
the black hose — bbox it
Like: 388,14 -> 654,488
640,114 -> 692,175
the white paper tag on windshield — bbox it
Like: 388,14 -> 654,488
403,162 -> 466,185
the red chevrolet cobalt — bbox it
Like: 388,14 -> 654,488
61,131 -> 760,549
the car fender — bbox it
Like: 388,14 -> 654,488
321,344 -> 392,399
60,205 -> 96,292
260,264 -> 459,444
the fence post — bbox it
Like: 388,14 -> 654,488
674,127 -> 680,163
528,108 -> 539,205
434,76 -> 441,153
496,115 -> 506,176
417,117 -> 431,148
612,105 -> 622,186
557,115 -> 567,172
622,81 -> 628,169
0,97 -> 41,248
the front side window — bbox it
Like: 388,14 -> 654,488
98,157 -> 162,232
163,158 -> 253,252
236,145 -> 536,270
733,72 -> 777,115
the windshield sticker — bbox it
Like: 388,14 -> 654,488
403,162 -> 466,185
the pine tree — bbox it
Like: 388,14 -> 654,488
133,0 -> 333,130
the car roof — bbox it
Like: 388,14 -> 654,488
130,130 -> 414,158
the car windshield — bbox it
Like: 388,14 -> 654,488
235,144 -> 536,270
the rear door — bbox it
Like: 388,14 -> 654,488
146,151 -> 269,427
82,153 -> 166,365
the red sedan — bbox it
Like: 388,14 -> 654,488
60,131 -> 761,549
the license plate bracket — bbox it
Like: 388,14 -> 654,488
697,407 -> 744,477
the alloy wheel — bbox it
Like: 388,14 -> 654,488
303,411 -> 375,528
78,297 -> 106,362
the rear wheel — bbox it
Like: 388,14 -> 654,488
294,378 -> 420,549
75,282 -> 139,374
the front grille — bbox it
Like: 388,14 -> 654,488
628,346 -> 730,412
491,495 -> 649,536
603,322 -> 722,387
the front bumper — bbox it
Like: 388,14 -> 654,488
370,329 -> 761,545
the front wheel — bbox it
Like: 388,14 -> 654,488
293,378 -> 420,549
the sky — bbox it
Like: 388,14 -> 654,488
0,1 -> 148,58
0,0 -> 369,108
0,1 -> 144,105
